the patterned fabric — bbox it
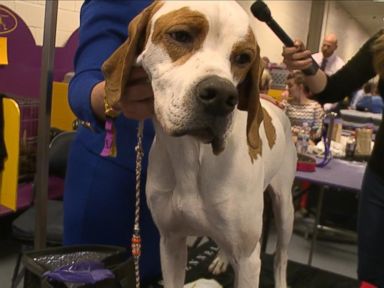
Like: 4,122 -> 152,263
285,100 -> 325,140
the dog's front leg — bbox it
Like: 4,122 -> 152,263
233,242 -> 261,288
160,235 -> 188,288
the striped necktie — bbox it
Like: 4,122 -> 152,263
320,57 -> 328,71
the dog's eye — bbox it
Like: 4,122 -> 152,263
169,31 -> 193,44
233,53 -> 252,65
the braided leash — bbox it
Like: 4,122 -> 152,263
132,120 -> 144,288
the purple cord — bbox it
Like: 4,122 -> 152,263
316,128 -> 332,168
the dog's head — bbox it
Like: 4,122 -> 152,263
103,1 -> 268,159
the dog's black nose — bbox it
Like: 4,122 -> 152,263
196,76 -> 238,116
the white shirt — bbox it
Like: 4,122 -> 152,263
312,52 -> 345,75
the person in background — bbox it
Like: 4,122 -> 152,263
312,33 -> 346,112
258,58 -> 292,109
282,29 -> 384,288
259,68 -> 289,109
351,78 -> 378,109
285,70 -> 324,142
284,71 -> 324,217
262,56 -> 271,70
260,68 -> 272,95
64,0 -> 161,285
350,85 -> 367,110
356,94 -> 384,114
312,33 -> 345,75
353,78 -> 384,114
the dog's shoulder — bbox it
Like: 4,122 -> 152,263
260,99 -> 291,131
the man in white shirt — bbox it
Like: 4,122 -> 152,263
312,33 -> 345,75
312,33 -> 345,111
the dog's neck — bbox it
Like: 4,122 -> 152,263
151,110 -> 241,184
153,119 -> 203,160
151,119 -> 203,194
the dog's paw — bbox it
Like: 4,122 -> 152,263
208,250 -> 229,275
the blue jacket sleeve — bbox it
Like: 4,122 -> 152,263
68,0 -> 152,131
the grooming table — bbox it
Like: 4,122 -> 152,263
296,159 -> 366,266
339,109 -> 382,131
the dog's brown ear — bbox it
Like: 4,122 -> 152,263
237,45 -> 276,162
102,2 -> 161,108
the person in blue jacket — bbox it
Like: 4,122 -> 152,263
64,0 -> 160,284
356,95 -> 384,114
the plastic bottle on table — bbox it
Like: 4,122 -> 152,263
296,122 -> 310,154
345,132 -> 356,159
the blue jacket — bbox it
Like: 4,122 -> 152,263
356,95 -> 384,114
69,0 -> 154,171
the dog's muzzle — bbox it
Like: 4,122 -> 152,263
196,76 -> 238,116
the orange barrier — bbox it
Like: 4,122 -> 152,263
51,81 -> 76,131
0,97 -> 20,210
268,88 -> 285,102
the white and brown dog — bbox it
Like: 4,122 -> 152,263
103,1 -> 296,287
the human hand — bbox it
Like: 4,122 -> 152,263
113,66 -> 154,120
282,40 -> 313,71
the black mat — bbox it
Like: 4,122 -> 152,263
260,253 -> 358,288
147,239 -> 359,288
